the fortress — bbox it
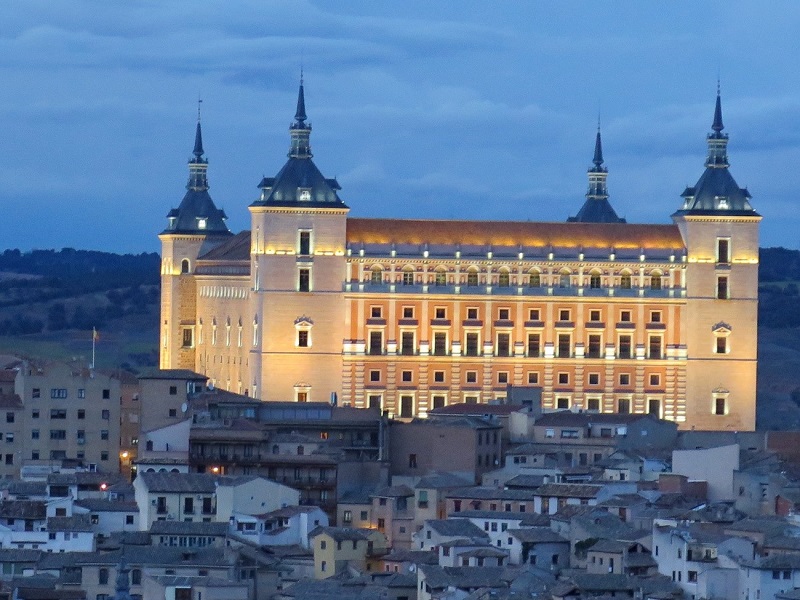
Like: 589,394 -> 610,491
159,83 -> 760,431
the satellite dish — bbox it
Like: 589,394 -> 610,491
181,403 -> 188,414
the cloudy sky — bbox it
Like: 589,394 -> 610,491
0,1 -> 798,253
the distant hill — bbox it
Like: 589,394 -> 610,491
0,245 -> 799,428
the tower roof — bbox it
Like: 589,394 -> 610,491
674,89 -> 757,217
163,116 -> 232,236
568,126 -> 625,224
251,81 -> 347,209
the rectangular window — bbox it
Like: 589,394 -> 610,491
649,374 -> 660,387
558,372 -> 569,385
716,337 -> 727,354
587,397 -> 600,411
433,331 -> 447,355
77,389 -> 85,399
182,328 -> 193,348
298,268 -> 310,292
402,370 -> 412,383
433,370 -> 445,383
368,395 -> 382,409
435,307 -> 446,319
619,373 -> 631,386
432,395 -> 446,409
49,430 -> 66,440
467,307 -> 479,319
50,409 -> 67,419
618,398 -> 631,414
620,310 -> 631,322
587,334 -> 601,358
527,333 -> 540,357
369,370 -> 381,382
557,397 -> 570,409
498,372 -> 508,384
650,311 -> 662,323
649,398 -> 661,417
496,333 -> 510,357
529,308 -> 540,321
559,309 -> 570,321
370,306 -> 382,318
527,372 -> 539,384
31,429 -> 39,440
5,412 -> 13,424
102,410 -> 110,420
402,306 -> 414,319
299,231 -> 311,255
401,331 -> 415,355
498,308 -> 510,320
588,373 -> 600,385
466,371 -> 478,384
50,389 -> 67,399
297,330 -> 309,347
717,238 -> 729,264
717,276 -> 729,300
32,388 -> 40,399
590,310 -> 601,321
32,409 -> 39,419
369,331 -> 383,355
715,396 -> 726,415
465,332 -> 480,356
400,396 -> 414,418
557,334 -> 571,358
649,336 -> 662,359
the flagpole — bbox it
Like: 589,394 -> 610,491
91,327 -> 96,370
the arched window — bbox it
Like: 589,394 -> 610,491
528,270 -> 541,288
650,272 -> 662,290
498,269 -> 510,287
297,445 -> 304,456
145,441 -> 153,451
620,271 -> 632,289
467,268 -> 479,287
434,267 -> 447,286
180,259 -> 190,274
559,269 -> 571,288
402,266 -> 415,285
370,265 -> 383,284
272,444 -> 279,454
589,270 -> 602,289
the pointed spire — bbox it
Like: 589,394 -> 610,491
113,557 -> 133,600
289,73 -> 312,158
592,126 -> 604,168
712,81 -> 724,133
294,73 -> 307,126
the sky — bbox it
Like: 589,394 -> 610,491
0,1 -> 798,253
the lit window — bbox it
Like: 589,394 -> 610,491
197,218 -> 207,229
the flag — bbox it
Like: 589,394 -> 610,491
93,327 -> 99,342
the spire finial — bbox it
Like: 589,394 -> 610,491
197,95 -> 202,123
192,102 -> 204,159
593,124 -> 604,168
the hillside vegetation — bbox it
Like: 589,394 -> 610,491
0,246 -> 798,428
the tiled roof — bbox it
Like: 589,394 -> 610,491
74,499 -> 138,513
7,481 -> 47,497
0,549 -> 42,562
508,528 -> 567,544
533,483 -> 604,499
534,411 -> 649,427
150,521 -> 228,536
416,473 -> 473,489
0,500 -> 46,520
429,403 -> 525,416
372,485 -> 414,498
198,230 -> 251,261
138,472 -> 217,493
309,526 -> 369,542
137,369 -> 207,381
346,218 -> 684,251
419,565 -> 508,590
46,515 -> 93,533
426,519 -> 489,540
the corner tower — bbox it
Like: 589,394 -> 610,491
568,126 -> 625,223
673,88 -> 761,430
248,81 -> 349,401
159,111 -> 232,369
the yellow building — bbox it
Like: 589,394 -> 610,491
160,85 -> 760,431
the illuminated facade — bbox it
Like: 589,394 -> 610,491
160,85 -> 760,431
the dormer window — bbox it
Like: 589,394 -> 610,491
197,218 -> 207,230
168,217 -> 176,229
716,196 -> 729,209
299,189 -> 312,202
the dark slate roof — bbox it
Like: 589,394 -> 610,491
419,565 -> 508,590
416,473 -> 473,489
0,549 -> 42,562
674,92 -> 757,217
74,499 -> 138,513
534,411 -> 649,427
36,546 -> 232,569
309,526 -> 371,542
197,230 -> 251,261
150,521 -> 228,536
0,500 -> 46,519
138,472 -> 217,493
382,549 -> 439,565
0,392 -> 22,409
7,481 -> 47,497
568,197 -> 625,224
429,403 -> 525,416
137,369 -> 207,381
533,483 -> 603,499
426,519 -> 489,539
372,485 -> 414,498
46,515 -> 93,532
508,528 -> 567,544
165,188 -> 231,235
